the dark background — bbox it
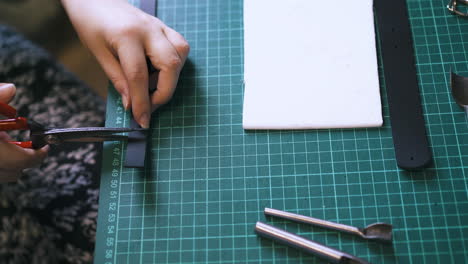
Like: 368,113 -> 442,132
0,0 -> 108,97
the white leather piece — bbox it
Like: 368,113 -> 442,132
243,0 -> 383,129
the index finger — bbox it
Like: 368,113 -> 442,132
0,83 -> 16,103
117,40 -> 151,128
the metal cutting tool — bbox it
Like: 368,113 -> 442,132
0,101 -> 147,149
256,222 -> 371,264
447,0 -> 468,16
256,208 -> 394,264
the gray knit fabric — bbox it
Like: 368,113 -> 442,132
0,25 -> 105,264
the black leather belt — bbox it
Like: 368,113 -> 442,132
374,0 -> 432,170
124,0 -> 157,168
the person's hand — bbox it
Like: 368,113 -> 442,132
0,83 -> 49,182
61,0 -> 190,128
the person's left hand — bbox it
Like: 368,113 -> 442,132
61,0 -> 190,128
0,83 -> 49,182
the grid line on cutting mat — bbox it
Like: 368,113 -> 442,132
94,0 -> 468,263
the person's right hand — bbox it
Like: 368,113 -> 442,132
0,83 -> 49,182
61,0 -> 190,128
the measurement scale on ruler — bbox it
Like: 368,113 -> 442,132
94,0 -> 157,262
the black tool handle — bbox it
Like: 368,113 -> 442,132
374,0 -> 432,170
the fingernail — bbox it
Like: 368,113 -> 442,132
139,113 -> 150,128
122,95 -> 129,110
41,145 -> 50,152
0,83 -> 15,91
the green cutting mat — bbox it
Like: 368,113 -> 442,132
95,0 -> 468,263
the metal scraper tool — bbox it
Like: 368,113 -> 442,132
450,71 -> 468,119
264,208 -> 393,243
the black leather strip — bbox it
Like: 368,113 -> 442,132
450,71 -> 468,105
124,118 -> 148,168
140,0 -> 157,17
124,0 -> 157,168
374,0 -> 432,170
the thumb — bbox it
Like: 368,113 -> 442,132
0,83 -> 16,103
0,141 -> 49,171
0,142 -> 48,183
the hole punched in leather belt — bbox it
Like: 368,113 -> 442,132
374,0 -> 433,170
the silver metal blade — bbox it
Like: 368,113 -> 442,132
43,127 -> 147,135
63,135 -> 130,142
37,127 -> 148,144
